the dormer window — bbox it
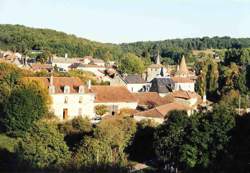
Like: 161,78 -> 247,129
64,85 -> 70,94
64,96 -> 68,104
79,85 -> 84,93
49,86 -> 55,94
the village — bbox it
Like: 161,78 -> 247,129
0,50 -> 208,124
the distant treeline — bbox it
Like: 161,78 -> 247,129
1,24 -> 250,62
0,24 -> 123,60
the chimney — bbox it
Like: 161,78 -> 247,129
87,80 -> 92,90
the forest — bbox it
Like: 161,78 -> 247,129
1,24 -> 250,64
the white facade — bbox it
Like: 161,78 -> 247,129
94,102 -> 138,111
174,82 -> 195,92
52,62 -> 71,71
126,83 -> 150,93
50,93 -> 95,120
77,66 -> 106,77
146,66 -> 169,82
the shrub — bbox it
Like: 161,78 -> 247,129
15,122 -> 71,170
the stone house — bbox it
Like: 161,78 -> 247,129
91,86 -> 138,115
27,76 -> 95,120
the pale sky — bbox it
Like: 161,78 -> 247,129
0,0 -> 250,43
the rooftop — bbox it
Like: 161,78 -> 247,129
150,77 -> 174,93
133,92 -> 171,106
134,102 -> 191,118
124,74 -> 146,84
25,77 -> 86,94
91,86 -> 137,103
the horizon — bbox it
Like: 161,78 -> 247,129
0,0 -> 250,43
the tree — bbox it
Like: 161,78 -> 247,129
35,50 -> 52,64
154,107 -> 236,172
154,110 -> 190,171
118,53 -> 145,74
127,119 -> 157,162
15,122 -> 71,170
1,79 -> 50,136
95,105 -> 109,116
73,137 -> 114,169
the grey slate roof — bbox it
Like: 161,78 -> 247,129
150,78 -> 174,93
124,75 -> 146,84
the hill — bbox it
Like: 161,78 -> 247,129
1,24 -> 250,64
0,24 -> 123,59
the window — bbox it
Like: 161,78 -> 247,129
64,85 -> 70,93
78,108 -> 82,116
79,96 -> 83,103
79,85 -> 84,93
63,108 -> 68,120
64,96 -> 68,104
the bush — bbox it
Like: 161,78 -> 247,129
1,79 -> 50,136
95,105 -> 109,116
15,122 -> 71,170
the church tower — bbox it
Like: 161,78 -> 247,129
155,51 -> 161,65
176,55 -> 189,77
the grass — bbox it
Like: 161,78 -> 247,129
0,133 -> 18,153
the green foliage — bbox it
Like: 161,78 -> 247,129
73,117 -> 136,170
35,50 -> 52,63
154,108 -> 236,172
118,53 -> 145,74
224,48 -> 250,66
71,116 -> 92,133
15,122 -> 71,170
74,136 -> 115,169
95,105 -> 109,116
195,58 -> 219,97
1,80 -> 49,136
0,133 -> 18,153
0,24 -> 123,59
127,120 -> 157,162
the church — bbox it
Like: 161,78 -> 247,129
145,52 -> 169,82
172,56 -> 196,92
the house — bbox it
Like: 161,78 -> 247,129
52,56 -> 82,71
145,52 -> 169,82
172,76 -> 195,92
30,63 -> 53,72
133,92 -> 172,110
165,90 -> 202,108
133,102 -> 192,124
172,56 -> 195,91
69,63 -> 107,79
26,77 -> 95,120
91,86 -> 138,115
82,56 -> 105,66
149,77 -> 175,97
110,74 -> 150,92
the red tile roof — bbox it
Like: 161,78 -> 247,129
25,77 -> 84,94
133,92 -> 171,106
91,86 -> 137,103
134,102 -> 191,118
30,63 -> 52,71
171,90 -> 200,99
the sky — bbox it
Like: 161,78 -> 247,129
0,0 -> 250,43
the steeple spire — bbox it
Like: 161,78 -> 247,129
155,50 -> 160,65
176,55 -> 189,77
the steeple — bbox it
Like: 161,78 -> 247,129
176,55 -> 189,77
155,50 -> 160,65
